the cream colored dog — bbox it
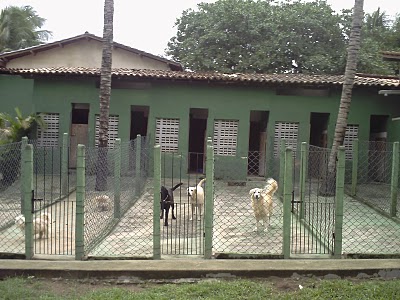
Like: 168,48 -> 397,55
15,212 -> 51,239
249,178 -> 278,233
95,195 -> 111,212
187,178 -> 206,221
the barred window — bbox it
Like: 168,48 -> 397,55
155,118 -> 180,153
344,125 -> 358,160
274,121 -> 299,157
95,115 -> 119,148
37,113 -> 59,147
213,120 -> 238,156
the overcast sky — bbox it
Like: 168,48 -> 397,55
1,0 -> 399,57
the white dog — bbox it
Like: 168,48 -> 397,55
187,178 -> 206,221
94,195 -> 111,212
15,212 -> 51,239
249,178 -> 278,233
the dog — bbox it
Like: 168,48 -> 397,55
14,212 -> 51,239
187,178 -> 206,221
160,182 -> 183,226
249,178 -> 278,233
95,195 -> 111,211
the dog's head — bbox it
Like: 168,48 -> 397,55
39,212 -> 51,222
187,186 -> 196,197
249,188 -> 263,200
15,214 -> 25,226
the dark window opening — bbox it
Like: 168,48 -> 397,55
71,103 -> 89,124
130,105 -> 149,139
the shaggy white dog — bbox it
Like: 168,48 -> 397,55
187,178 -> 206,221
15,212 -> 51,239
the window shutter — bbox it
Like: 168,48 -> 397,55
344,125 -> 358,160
155,118 -> 180,153
213,120 -> 238,156
37,113 -> 59,147
274,122 -> 299,157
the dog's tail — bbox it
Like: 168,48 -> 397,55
264,178 -> 278,195
172,182 -> 183,191
197,178 -> 206,188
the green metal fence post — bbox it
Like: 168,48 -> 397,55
153,145 -> 161,259
113,138 -> 121,219
135,134 -> 142,197
75,144 -> 85,260
390,142 -> 399,217
23,144 -> 34,259
20,137 -> 28,214
283,147 -> 293,259
279,139 -> 286,198
61,133 -> 69,196
299,142 -> 307,219
334,146 -> 345,259
204,138 -> 214,259
351,139 -> 359,197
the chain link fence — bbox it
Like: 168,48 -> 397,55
84,136 -> 152,258
0,141 -> 24,255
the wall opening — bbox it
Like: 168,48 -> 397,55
309,112 -> 329,147
130,105 -> 149,139
70,103 -> 90,168
248,110 -> 269,176
188,108 -> 208,173
369,115 -> 389,182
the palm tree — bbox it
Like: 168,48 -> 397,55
0,5 -> 52,52
95,0 -> 114,191
320,0 -> 364,196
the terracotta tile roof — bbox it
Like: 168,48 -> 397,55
381,51 -> 400,62
0,67 -> 399,88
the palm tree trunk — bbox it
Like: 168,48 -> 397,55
320,0 -> 364,196
95,0 -> 114,191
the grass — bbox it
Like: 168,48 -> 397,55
0,277 -> 399,300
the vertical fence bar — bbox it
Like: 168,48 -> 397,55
20,137 -> 28,214
61,133 -> 69,196
204,138 -> 214,259
135,134 -> 142,197
283,147 -> 293,259
390,142 -> 399,217
23,144 -> 34,259
350,139 -> 359,196
279,139 -> 286,198
334,146 -> 345,258
153,145 -> 161,259
114,138 -> 121,219
299,142 -> 307,219
75,144 -> 85,260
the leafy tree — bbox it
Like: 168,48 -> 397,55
0,5 -> 52,52
167,0 -> 348,74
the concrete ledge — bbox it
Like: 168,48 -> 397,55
1,259 -> 400,279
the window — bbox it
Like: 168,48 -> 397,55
213,120 -> 238,156
344,125 -> 358,160
37,113 -> 59,147
155,118 -> 179,152
274,121 -> 299,157
95,115 -> 119,148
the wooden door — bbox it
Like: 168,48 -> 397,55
69,124 -> 88,168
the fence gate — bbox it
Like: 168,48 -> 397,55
32,141 -> 76,257
290,144 -> 335,257
160,152 -> 204,256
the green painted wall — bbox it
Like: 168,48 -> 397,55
0,75 -> 34,115
2,75 -> 400,180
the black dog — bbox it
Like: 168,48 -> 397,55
160,183 -> 183,226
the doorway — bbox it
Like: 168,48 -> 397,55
70,103 -> 89,168
188,108 -> 208,173
248,111 -> 269,176
369,115 -> 389,182
308,113 -> 329,178
130,105 -> 149,139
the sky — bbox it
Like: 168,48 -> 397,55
0,0 -> 399,57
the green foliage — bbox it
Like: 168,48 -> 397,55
0,107 -> 46,144
0,5 -> 52,52
167,0 -> 400,75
